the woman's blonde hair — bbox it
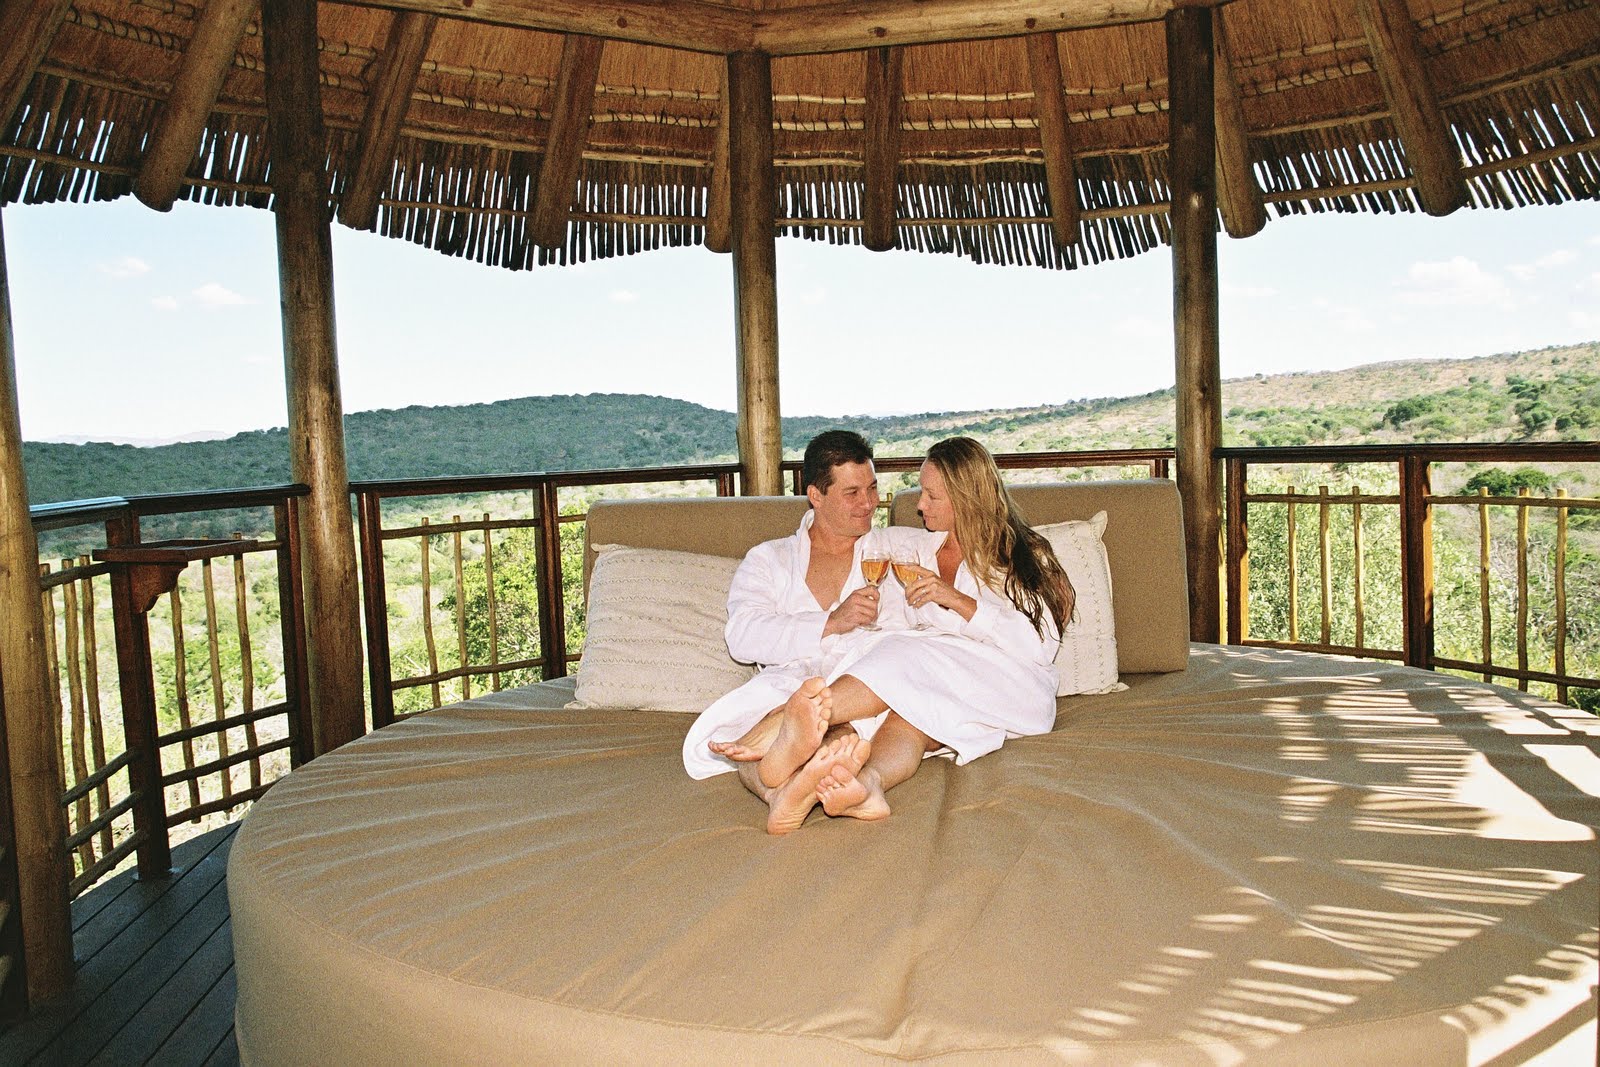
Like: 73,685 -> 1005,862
926,437 -> 1075,637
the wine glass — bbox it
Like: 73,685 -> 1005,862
890,557 -> 929,629
858,557 -> 889,631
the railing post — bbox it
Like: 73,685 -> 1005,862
535,480 -> 568,679
276,497 -> 315,760
1225,457 -> 1248,644
102,511 -> 172,879
354,491 -> 396,729
1399,454 -> 1435,669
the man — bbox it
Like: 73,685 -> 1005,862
680,430 -> 923,832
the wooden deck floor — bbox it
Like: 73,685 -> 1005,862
0,823 -> 240,1066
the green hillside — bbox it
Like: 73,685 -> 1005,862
22,342 -> 1597,506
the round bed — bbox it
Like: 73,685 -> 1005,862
229,486 -> 1598,1064
229,644 -> 1599,1065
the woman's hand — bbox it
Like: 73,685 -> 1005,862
898,565 -> 977,622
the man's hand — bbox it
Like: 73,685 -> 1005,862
823,585 -> 880,636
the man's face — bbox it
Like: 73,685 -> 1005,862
807,460 -> 878,539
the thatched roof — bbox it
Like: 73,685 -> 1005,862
2,0 -> 1596,271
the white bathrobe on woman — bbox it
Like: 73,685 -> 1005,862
681,512 -> 1061,779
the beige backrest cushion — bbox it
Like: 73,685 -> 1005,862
890,480 -> 1189,673
584,496 -> 811,598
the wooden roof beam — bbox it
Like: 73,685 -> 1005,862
340,11 -> 437,231
1212,9 -> 1265,239
703,64 -> 732,254
1354,0 -> 1468,216
757,0 -> 1180,54
862,46 -> 904,252
341,0 -> 745,55
531,34 -> 605,250
1025,32 -> 1079,251
0,0 -> 74,136
135,0 -> 259,211
345,0 -> 1188,56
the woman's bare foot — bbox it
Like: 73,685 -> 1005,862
709,710 -> 780,762
757,678 -> 831,788
812,734 -> 871,815
765,734 -> 850,835
818,762 -> 891,822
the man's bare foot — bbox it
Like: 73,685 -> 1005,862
709,710 -> 780,762
818,762 -> 891,822
766,734 -> 850,835
757,678 -> 831,789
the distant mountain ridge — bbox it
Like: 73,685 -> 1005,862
22,343 -> 1597,506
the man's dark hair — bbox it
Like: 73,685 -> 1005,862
802,430 -> 873,493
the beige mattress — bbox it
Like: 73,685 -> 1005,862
230,645 -> 1600,1065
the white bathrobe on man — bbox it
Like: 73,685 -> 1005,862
682,511 -> 1061,780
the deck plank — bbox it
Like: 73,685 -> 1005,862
0,824 -> 239,1065
86,918 -> 236,1066
71,827 -> 235,961
203,1029 -> 242,1067
33,875 -> 231,1063
152,965 -> 237,1065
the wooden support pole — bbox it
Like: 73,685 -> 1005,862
1354,0 -> 1467,217
1167,6 -> 1223,644
263,0 -> 367,755
0,207 -> 73,1004
530,34 -> 605,251
727,52 -> 783,496
0,0 -> 73,135
1212,11 -> 1266,240
1399,455 -> 1435,668
703,65 -> 733,254
861,46 -> 904,252
339,10 -> 437,231
133,0 -> 259,212
1224,456 -> 1248,644
1025,32 -> 1080,251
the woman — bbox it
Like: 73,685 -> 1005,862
711,436 -> 1076,833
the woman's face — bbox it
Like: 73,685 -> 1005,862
917,461 -> 955,532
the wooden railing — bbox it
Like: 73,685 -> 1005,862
25,486 -> 312,899
1222,442 -> 1600,707
355,450 -> 1176,725
353,464 -> 741,728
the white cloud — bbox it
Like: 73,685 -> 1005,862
100,256 -> 151,279
1570,309 -> 1600,333
1507,248 -> 1578,281
1311,296 -> 1375,332
1579,272 -> 1600,296
796,286 -> 828,306
609,289 -> 638,303
151,295 -> 179,311
192,282 -> 251,306
1396,256 -> 1515,309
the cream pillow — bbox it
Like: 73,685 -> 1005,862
569,545 -> 756,712
1036,512 -> 1121,696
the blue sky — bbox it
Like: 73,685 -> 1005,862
4,194 -> 1597,442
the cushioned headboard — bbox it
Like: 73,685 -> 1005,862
583,496 -> 810,597
890,480 -> 1189,674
